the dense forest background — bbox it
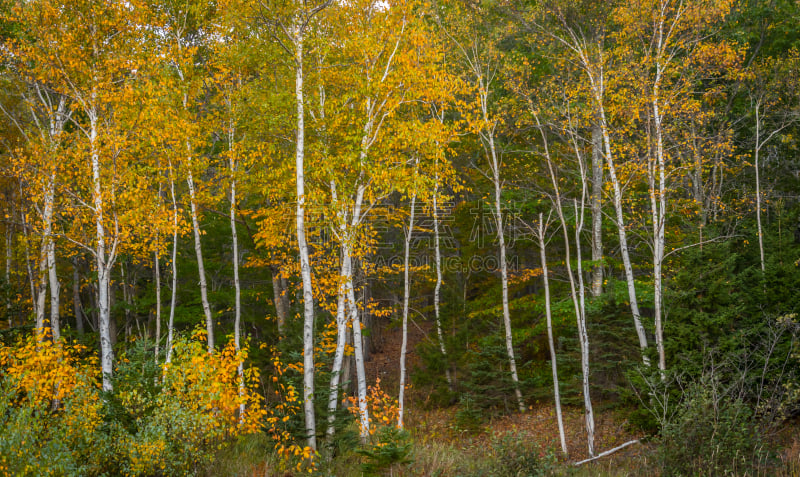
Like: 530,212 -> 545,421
1,0 -> 800,475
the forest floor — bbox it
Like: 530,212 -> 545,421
220,319 -> 800,476
364,317 -> 651,472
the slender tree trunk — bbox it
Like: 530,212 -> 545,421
36,236 -> 47,333
47,235 -> 59,340
186,169 -> 214,352
5,203 -> 12,327
73,258 -> 84,335
537,115 -> 594,455
591,123 -> 603,297
154,248 -> 161,361
538,214 -> 567,457
432,170 -> 451,388
574,200 -> 595,456
652,65 -> 667,376
482,101 -> 524,413
35,177 -> 57,336
327,249 -> 349,438
39,95 -> 66,339
272,267 -> 288,335
166,161 -> 179,364
596,101 -> 649,365
398,168 -> 418,429
345,247 -> 369,439
91,109 -> 114,392
493,179 -> 524,412
231,149 -> 245,418
326,177 -> 350,439
294,23 -> 317,451
755,104 -> 765,274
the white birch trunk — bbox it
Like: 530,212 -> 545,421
186,169 -> 214,352
36,235 -> 47,333
166,162 -> 179,364
35,177 -> 56,336
345,250 -> 369,439
432,170 -> 452,387
537,115 -> 594,455
538,214 -> 567,457
596,98 -> 649,365
91,109 -> 114,392
755,104 -> 765,274
338,183 -> 370,437
574,200 -> 595,457
5,209 -> 11,327
230,147 -> 245,418
73,259 -> 83,335
482,89 -> 524,413
154,248 -> 161,362
652,56 -> 667,376
47,235 -> 59,340
326,260 -> 348,438
294,22 -> 317,451
327,178 -> 350,438
398,169 -> 418,429
591,123 -> 603,297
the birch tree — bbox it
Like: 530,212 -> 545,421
1,85 -> 70,340
526,5 -> 651,365
533,109 -> 596,456
6,0 -> 149,390
315,0 -> 447,438
151,0 -> 219,352
398,156 -> 420,429
440,4 -> 525,411
252,0 -> 333,450
535,212 -> 567,457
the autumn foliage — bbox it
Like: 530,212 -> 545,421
0,330 -> 277,476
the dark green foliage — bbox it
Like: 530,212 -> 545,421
658,385 -> 770,476
355,426 -> 413,476
453,395 -> 484,434
485,432 -> 556,477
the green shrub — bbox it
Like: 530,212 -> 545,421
356,426 -> 413,476
485,432 -> 556,477
453,395 -> 484,435
658,384 -> 771,476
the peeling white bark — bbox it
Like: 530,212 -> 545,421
186,167 -> 214,352
166,162 -> 179,364
538,214 -> 567,457
398,159 -> 418,429
432,166 -> 451,387
294,21 -> 317,450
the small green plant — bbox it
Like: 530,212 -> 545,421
453,395 -> 484,434
486,432 -> 556,477
355,426 -> 413,476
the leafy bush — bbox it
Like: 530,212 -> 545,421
356,426 -> 413,476
0,331 -> 266,476
658,383 -> 770,476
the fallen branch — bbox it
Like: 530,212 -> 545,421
572,439 -> 640,466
